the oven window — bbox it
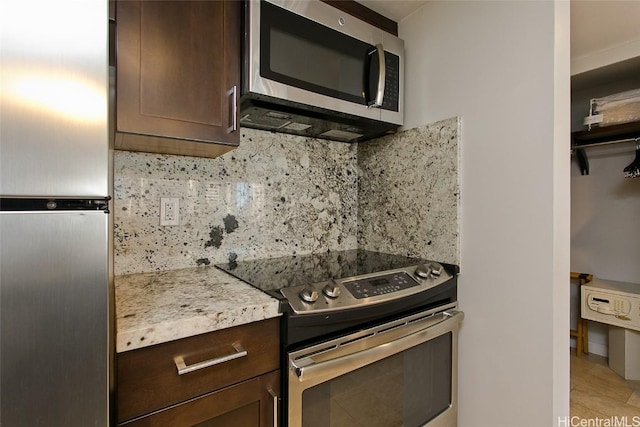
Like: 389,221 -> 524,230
301,333 -> 452,427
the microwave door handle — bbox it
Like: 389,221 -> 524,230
367,44 -> 385,108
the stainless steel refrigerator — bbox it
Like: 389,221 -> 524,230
0,1 -> 110,425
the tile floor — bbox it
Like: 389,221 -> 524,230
570,349 -> 640,420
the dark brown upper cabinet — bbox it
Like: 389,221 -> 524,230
114,0 -> 240,158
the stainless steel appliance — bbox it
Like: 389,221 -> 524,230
217,250 -> 462,427
241,0 -> 404,142
0,1 -> 110,425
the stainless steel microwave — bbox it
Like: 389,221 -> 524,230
241,0 -> 404,142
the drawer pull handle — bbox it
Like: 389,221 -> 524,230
174,343 -> 247,375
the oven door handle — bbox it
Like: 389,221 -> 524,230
291,310 -> 464,383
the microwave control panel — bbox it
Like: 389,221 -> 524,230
581,279 -> 640,332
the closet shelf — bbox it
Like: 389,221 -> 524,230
572,121 -> 640,147
571,121 -> 640,176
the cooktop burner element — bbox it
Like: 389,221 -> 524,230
216,249 -> 454,314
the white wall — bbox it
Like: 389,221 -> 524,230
399,2 -> 571,426
570,0 -> 640,75
571,144 -> 640,355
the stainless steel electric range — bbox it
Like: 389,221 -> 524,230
216,249 -> 462,427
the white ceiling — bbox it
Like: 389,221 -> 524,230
358,0 -> 640,66
357,0 -> 427,23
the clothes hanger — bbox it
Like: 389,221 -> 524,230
623,138 -> 640,178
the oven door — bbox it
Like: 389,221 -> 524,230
245,0 -> 403,124
288,305 -> 463,427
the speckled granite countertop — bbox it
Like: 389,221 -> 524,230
115,266 -> 281,353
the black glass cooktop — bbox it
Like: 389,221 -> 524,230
215,249 -> 427,294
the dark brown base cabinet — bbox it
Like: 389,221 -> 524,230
114,0 -> 240,158
120,371 -> 279,427
117,319 -> 280,427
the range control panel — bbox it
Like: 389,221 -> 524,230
344,272 -> 418,299
581,279 -> 640,332
281,263 -> 452,315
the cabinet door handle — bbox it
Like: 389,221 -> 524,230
174,343 -> 247,375
268,389 -> 279,427
227,85 -> 237,133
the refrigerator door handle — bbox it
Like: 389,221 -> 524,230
0,197 -> 111,213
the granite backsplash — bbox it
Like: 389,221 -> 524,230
358,118 -> 460,263
114,118 -> 459,275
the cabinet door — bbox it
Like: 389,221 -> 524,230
115,0 -> 240,158
121,371 -> 280,427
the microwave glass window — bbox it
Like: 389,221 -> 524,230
269,27 -> 364,100
261,1 -> 371,105
300,332 -> 452,427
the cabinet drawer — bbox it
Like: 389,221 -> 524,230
117,318 -> 279,423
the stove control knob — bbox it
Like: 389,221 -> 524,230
323,282 -> 341,298
415,263 -> 444,279
299,285 -> 319,303
414,264 -> 431,279
429,263 -> 443,277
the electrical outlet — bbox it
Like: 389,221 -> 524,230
160,197 -> 180,226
